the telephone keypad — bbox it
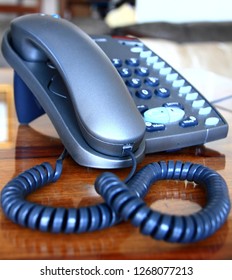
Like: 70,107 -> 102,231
93,36 -> 228,153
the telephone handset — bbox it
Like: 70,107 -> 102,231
1,14 -> 230,242
2,14 -> 145,168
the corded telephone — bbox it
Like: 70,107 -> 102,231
0,14 -> 230,243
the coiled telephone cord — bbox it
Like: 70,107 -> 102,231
1,149 -> 231,243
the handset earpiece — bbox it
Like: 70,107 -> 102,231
9,14 -> 145,157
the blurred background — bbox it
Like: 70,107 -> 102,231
0,0 -> 232,36
0,1 -> 232,67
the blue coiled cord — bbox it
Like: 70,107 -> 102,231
1,149 -> 231,243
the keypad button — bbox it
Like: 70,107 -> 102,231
144,77 -> 159,87
199,107 -> 212,115
144,107 -> 185,124
118,68 -> 132,77
126,78 -> 142,88
179,86 -> 192,94
160,67 -> 172,75
186,92 -> 198,101
135,67 -> 149,77
125,58 -> 140,66
173,79 -> 185,88
145,122 -> 166,132
205,117 -> 219,126
166,73 -> 178,81
146,56 -> 158,65
136,89 -> 152,99
153,61 -> 165,69
137,104 -> 149,114
192,99 -> 205,108
131,46 -> 143,53
180,116 -> 198,127
111,58 -> 122,67
155,87 -> 170,98
140,50 -> 152,58
163,102 -> 184,110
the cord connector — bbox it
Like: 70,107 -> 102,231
122,143 -> 134,156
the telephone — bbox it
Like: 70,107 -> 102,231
1,14 -> 230,243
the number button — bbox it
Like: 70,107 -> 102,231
136,89 -> 152,99
126,78 -> 142,88
118,68 -> 132,77
111,58 -> 122,68
125,58 -> 140,66
144,77 -> 159,87
155,87 -> 170,98
135,67 -> 149,77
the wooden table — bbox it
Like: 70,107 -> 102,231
0,53 -> 232,260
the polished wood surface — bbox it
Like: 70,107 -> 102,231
0,75 -> 232,260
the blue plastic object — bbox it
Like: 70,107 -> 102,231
14,72 -> 45,124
